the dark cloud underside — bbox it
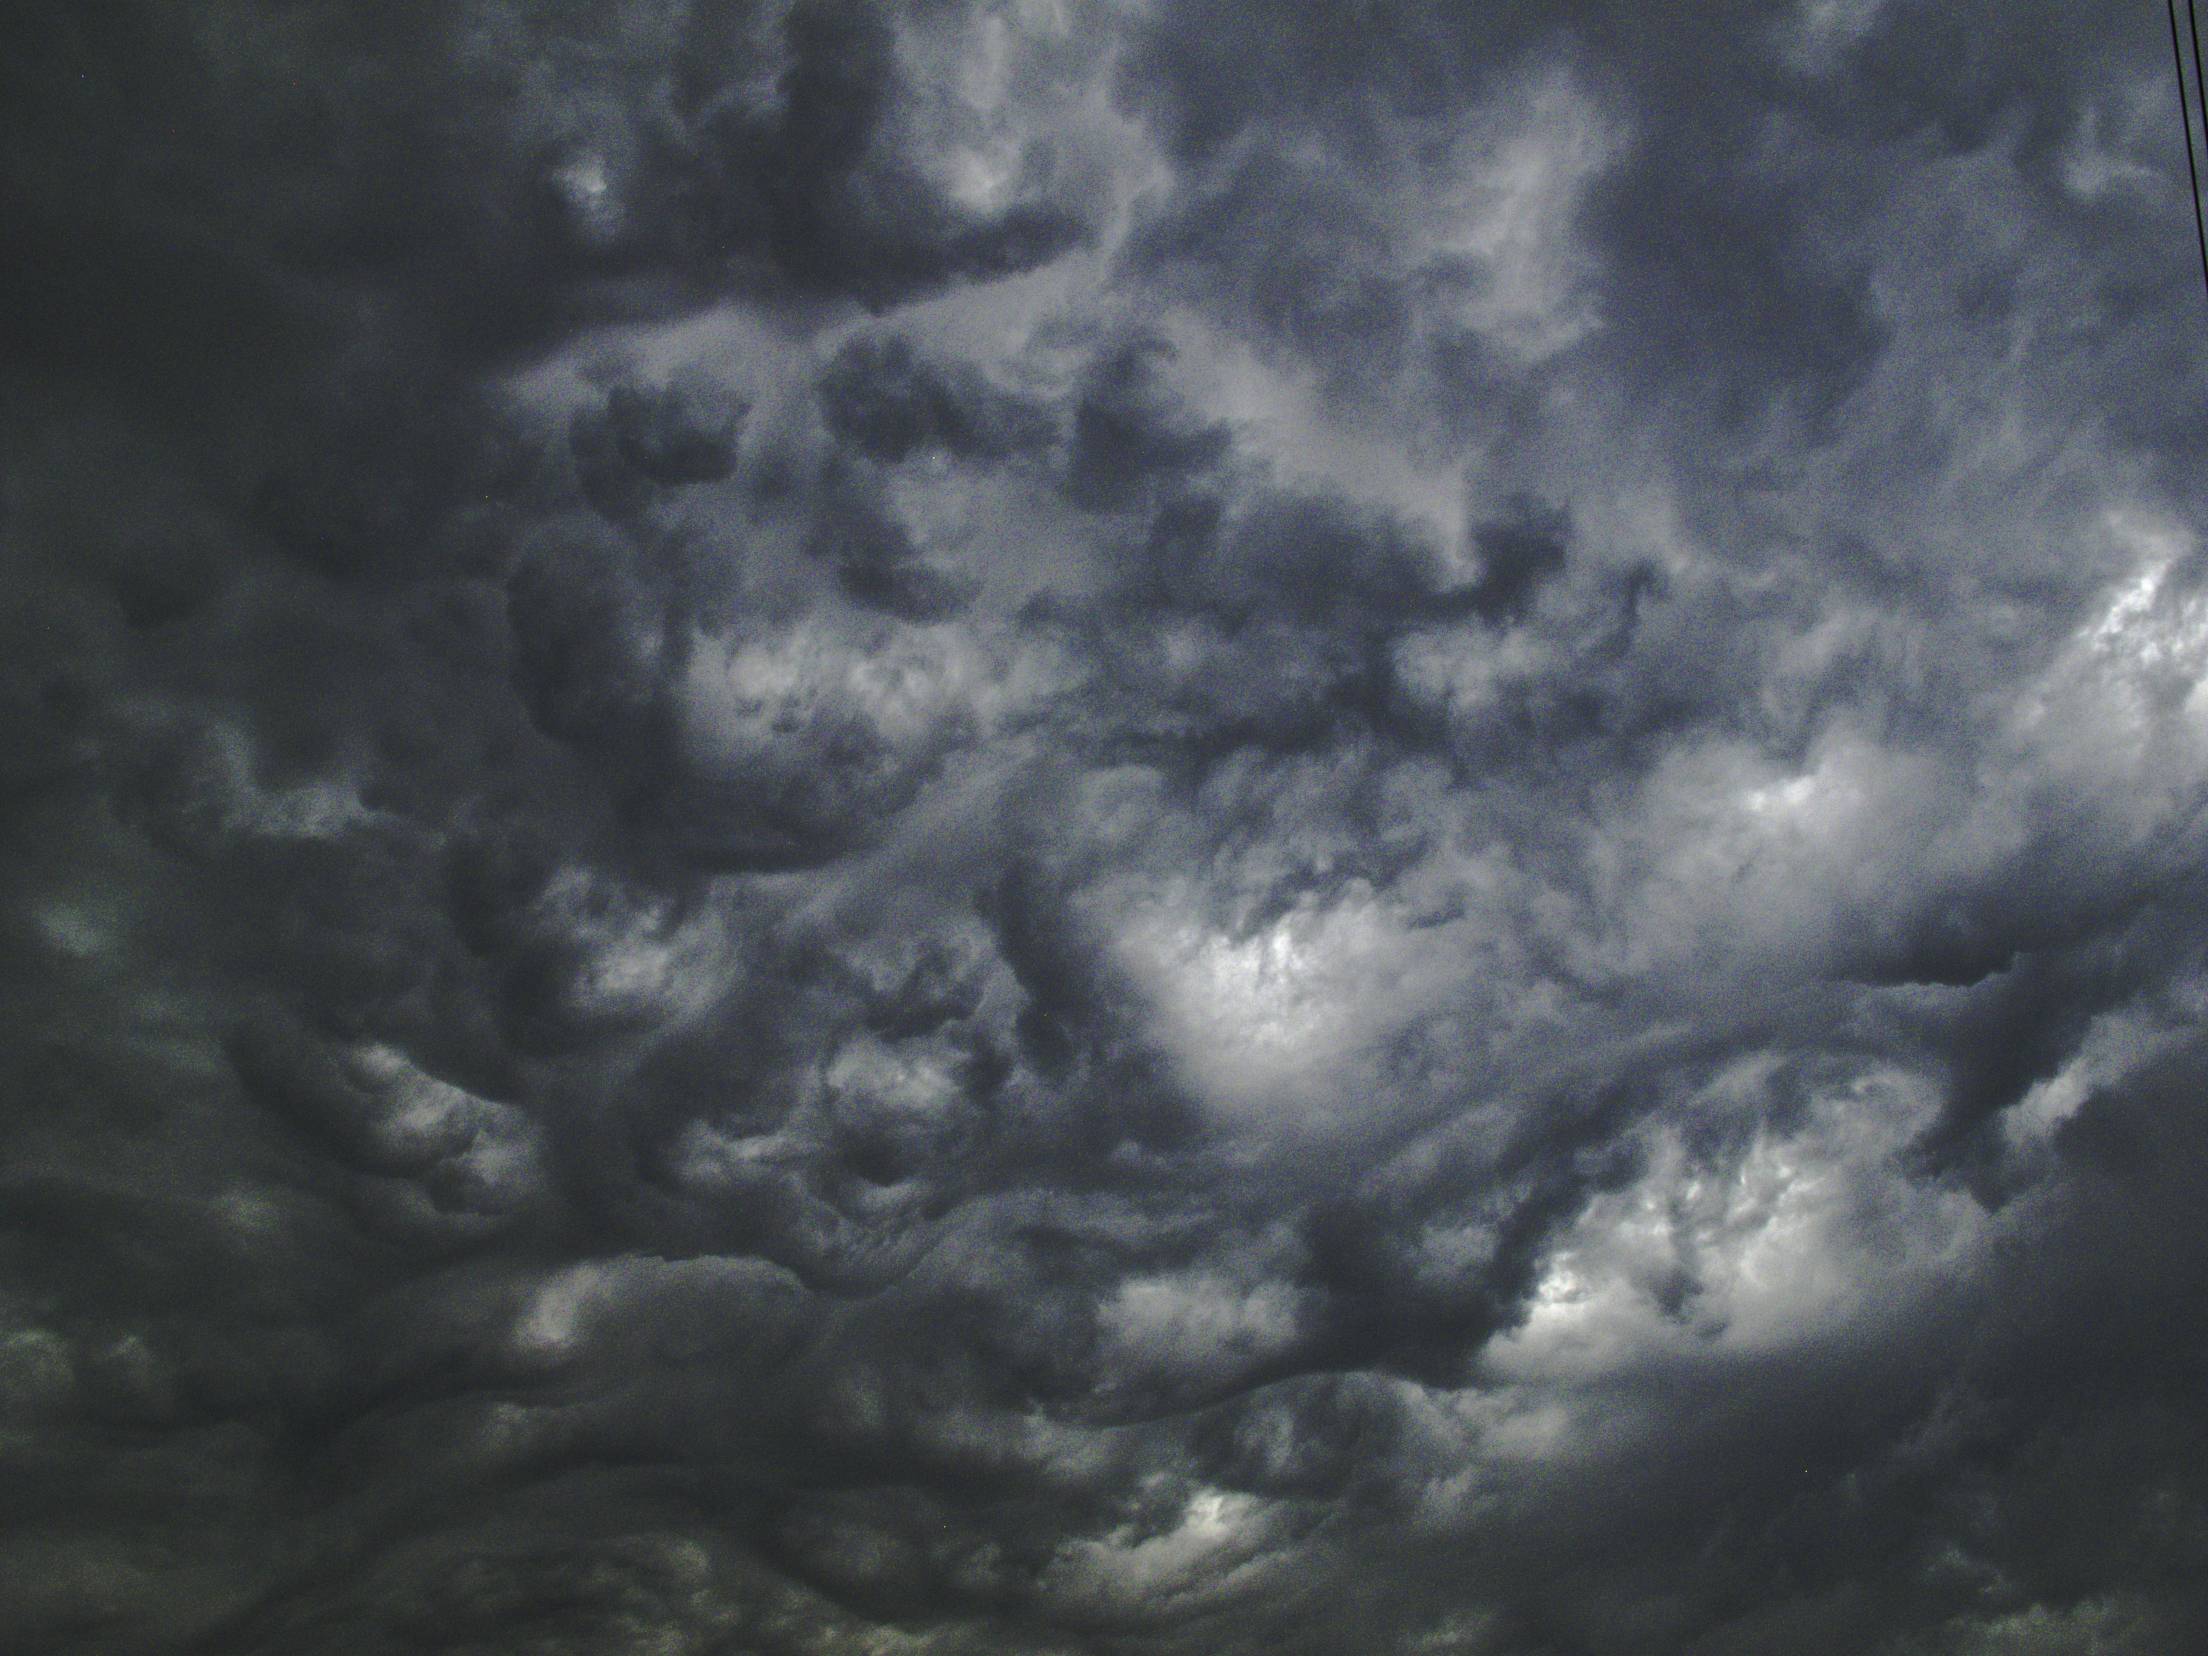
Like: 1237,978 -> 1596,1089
6,3 -> 2208,1653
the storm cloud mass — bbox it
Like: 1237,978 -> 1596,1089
7,2 -> 2208,1651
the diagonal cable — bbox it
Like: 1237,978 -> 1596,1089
2192,0 -> 2208,172
2172,0 -> 2208,306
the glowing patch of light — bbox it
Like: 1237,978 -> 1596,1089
1115,888 -> 1425,1124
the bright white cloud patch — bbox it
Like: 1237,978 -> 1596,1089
1492,1061 -> 1981,1381
1112,883 -> 1454,1133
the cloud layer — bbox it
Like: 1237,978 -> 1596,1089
6,3 -> 2208,1651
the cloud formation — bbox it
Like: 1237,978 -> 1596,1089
6,2 -> 2208,1651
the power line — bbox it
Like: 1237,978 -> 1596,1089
2171,0 -> 2208,307
2192,0 -> 2208,182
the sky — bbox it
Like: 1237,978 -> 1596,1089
5,2 -> 2208,1652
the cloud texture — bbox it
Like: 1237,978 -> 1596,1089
6,2 -> 2208,1651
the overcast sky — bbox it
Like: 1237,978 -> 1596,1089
6,2 -> 2208,1652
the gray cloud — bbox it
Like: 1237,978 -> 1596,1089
6,1 -> 2208,1652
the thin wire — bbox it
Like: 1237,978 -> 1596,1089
2192,0 -> 2208,178
2173,0 -> 2208,307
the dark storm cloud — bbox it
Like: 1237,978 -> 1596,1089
8,1 -> 2208,1652
818,331 -> 1056,465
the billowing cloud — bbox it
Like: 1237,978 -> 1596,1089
6,2 -> 2208,1652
